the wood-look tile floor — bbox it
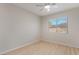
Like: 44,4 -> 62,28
3,41 -> 79,55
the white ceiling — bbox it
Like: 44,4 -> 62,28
14,3 -> 79,16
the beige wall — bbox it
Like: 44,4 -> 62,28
0,4 -> 40,53
41,7 -> 79,48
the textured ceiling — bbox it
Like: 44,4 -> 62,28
14,3 -> 79,16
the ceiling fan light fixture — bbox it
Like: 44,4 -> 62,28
36,3 -> 58,12
44,5 -> 51,12
44,5 -> 50,9
47,8 -> 50,12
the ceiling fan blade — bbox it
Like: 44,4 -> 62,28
40,7 -> 44,11
51,3 -> 56,5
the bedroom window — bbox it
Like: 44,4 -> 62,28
48,16 -> 68,33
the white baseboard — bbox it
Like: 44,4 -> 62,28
42,39 -> 79,48
0,39 -> 40,55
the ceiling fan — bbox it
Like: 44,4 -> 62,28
35,3 -> 57,12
